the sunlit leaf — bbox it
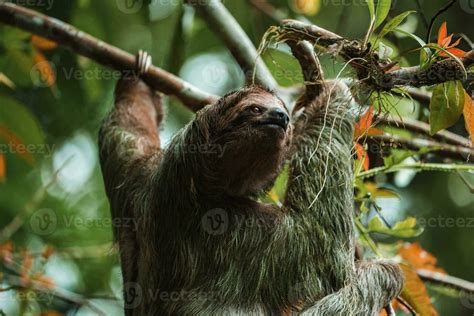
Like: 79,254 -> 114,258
399,242 -> 446,273
355,143 -> 370,171
429,81 -> 465,135
374,0 -> 392,28
463,91 -> 474,145
378,11 -> 414,39
0,72 -> 16,89
267,188 -> 280,204
31,35 -> 58,50
292,0 -> 321,15
366,0 -> 375,19
365,182 -> 399,198
368,217 -> 422,237
399,263 -> 439,316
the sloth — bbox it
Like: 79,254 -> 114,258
99,51 -> 403,315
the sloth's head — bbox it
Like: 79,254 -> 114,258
194,86 -> 292,196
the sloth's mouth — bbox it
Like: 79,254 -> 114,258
258,120 -> 287,131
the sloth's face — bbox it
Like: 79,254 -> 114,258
206,87 -> 293,196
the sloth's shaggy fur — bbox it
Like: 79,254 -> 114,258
99,78 -> 403,316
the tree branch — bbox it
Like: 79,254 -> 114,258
417,269 -> 474,295
379,116 -> 471,147
185,0 -> 277,90
0,2 -> 218,111
368,134 -> 474,161
277,19 -> 474,91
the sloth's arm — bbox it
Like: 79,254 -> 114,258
284,81 -> 403,314
98,54 -> 163,315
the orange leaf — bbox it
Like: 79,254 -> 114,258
448,37 -> 462,49
398,242 -> 445,273
0,126 -> 35,165
41,311 -> 63,316
31,35 -> 58,50
447,47 -> 467,58
355,143 -> 369,171
463,91 -> 474,145
437,22 -> 447,46
441,34 -> 453,47
33,272 -> 55,289
32,50 -> 56,87
20,249 -> 34,286
354,106 -> 375,139
0,153 -> 5,181
400,263 -> 439,316
0,241 -> 14,265
42,245 -> 55,259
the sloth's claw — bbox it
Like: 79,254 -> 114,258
135,50 -> 152,77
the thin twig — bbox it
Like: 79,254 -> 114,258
0,157 -> 72,242
369,133 -> 474,161
414,0 -> 430,30
396,296 -> 417,316
426,0 -> 458,44
5,274 -> 107,315
417,269 -> 474,295
358,162 -> 474,179
185,0 -> 277,90
379,116 -> 471,147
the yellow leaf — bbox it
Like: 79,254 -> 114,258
365,182 -> 399,198
463,91 -> 474,146
0,153 -> 5,181
32,50 -> 56,87
31,35 -> 58,50
0,72 -> 16,89
267,188 -> 280,204
293,0 -> 321,15
399,263 -> 439,316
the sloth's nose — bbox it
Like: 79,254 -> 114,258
267,107 -> 290,129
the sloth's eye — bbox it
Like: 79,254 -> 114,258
250,106 -> 263,115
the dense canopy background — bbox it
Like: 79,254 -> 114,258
0,0 -> 473,315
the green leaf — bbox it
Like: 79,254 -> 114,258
429,81 -> 465,135
379,11 -> 414,39
374,0 -> 392,28
368,216 -> 423,238
367,0 -> 375,19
